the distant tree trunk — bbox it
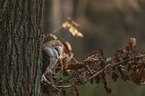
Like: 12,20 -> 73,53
0,0 -> 44,96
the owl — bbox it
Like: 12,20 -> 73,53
41,40 -> 63,80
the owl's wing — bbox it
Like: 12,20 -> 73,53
42,51 -> 50,74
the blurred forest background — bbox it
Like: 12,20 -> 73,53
43,0 -> 145,96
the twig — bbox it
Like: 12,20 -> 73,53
53,85 -> 73,88
83,55 -> 145,84
41,80 -> 72,89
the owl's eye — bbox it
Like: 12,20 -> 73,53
54,47 -> 58,52
54,47 -> 60,56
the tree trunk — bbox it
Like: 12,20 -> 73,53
0,0 -> 44,96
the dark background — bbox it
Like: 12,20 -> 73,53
44,0 -> 145,96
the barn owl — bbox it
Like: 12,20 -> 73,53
41,40 -> 63,81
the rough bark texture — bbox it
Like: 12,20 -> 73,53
0,0 -> 44,96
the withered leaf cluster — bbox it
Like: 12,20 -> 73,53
41,38 -> 145,96
62,18 -> 83,38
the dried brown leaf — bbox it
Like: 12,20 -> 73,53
62,21 -> 71,28
113,52 -> 120,62
70,86 -> 79,96
67,63 -> 85,70
106,57 -> 112,62
98,48 -> 104,56
95,75 -> 100,84
90,78 -> 94,84
112,72 -> 119,82
62,19 -> 83,38
67,17 -> 81,29
104,80 -> 111,93
129,37 -> 136,48
69,26 -> 83,38
123,53 -> 130,60
111,58 -> 117,64
126,38 -> 136,51
49,33 -> 58,40
85,71 -> 92,77
130,71 -> 140,85
126,45 -> 131,52
130,67 -> 143,85
65,41 -> 72,51
100,60 -> 105,69
140,69 -> 145,84
118,67 -> 130,81
100,72 -> 111,93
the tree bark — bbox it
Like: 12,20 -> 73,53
0,0 -> 44,96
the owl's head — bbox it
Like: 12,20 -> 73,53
42,40 -> 63,59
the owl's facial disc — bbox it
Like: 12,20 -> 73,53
53,46 -> 63,58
